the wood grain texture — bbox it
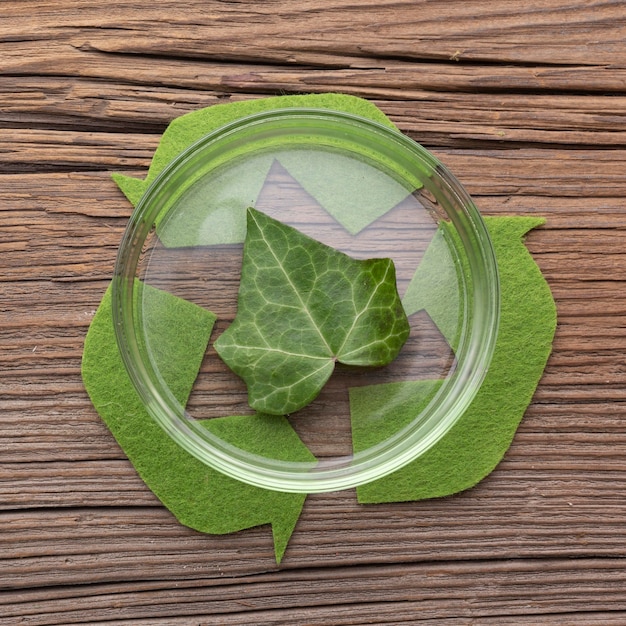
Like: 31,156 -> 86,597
2,1 -> 626,623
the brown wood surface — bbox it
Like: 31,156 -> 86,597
2,1 -> 626,623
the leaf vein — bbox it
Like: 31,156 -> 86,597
251,210 -> 333,354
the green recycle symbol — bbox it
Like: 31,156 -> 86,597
82,95 -> 556,563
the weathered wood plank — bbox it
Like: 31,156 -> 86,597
1,558 -> 626,625
9,612 -> 621,626
2,611 -> 622,626
2,0 -> 626,66
2,489 -> 626,580
3,451 -> 626,511
0,130 -> 156,172
5,139 -> 626,199
5,76 -> 626,148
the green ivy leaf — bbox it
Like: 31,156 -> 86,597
214,208 -> 410,416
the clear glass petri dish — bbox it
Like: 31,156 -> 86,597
113,108 -> 499,493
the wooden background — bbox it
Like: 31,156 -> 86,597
3,1 -> 626,623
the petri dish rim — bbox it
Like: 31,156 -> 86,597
112,108 -> 500,493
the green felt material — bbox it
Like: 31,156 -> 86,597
350,379 -> 444,450
81,284 -> 314,563
402,226 -> 463,351
353,217 -> 557,503
270,150 -> 413,236
111,93 -> 407,247
84,94 -> 557,562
